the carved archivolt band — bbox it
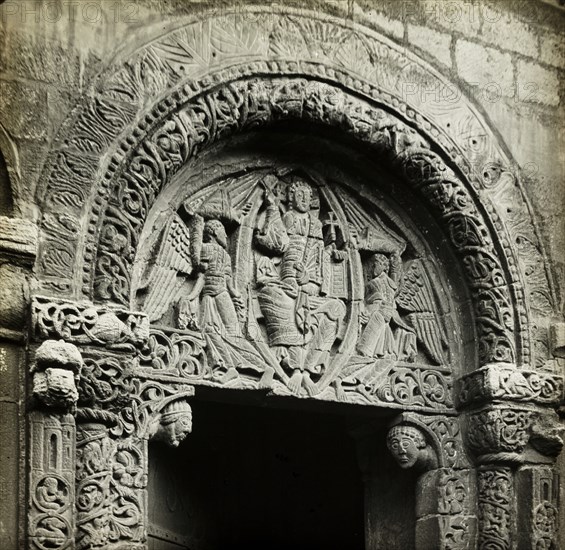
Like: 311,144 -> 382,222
35,8 -> 549,368
76,74 -> 518,367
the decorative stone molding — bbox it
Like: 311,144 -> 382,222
20,7 -> 563,550
141,325 -> 453,412
31,296 -> 149,350
80,75 -> 517,368
457,363 -> 564,407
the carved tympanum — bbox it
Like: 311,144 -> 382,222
136,170 -> 451,408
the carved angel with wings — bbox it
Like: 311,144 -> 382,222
138,193 -> 272,383
357,252 -> 447,365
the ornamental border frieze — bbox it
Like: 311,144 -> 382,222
137,326 -> 455,413
457,363 -> 564,407
35,8 -> 557,371
78,72 -> 519,367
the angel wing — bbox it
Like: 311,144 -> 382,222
184,171 -> 263,222
396,260 -> 447,365
140,213 -> 194,323
332,186 -> 405,253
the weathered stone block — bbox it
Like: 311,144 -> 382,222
0,343 -> 22,399
0,401 -> 20,550
419,0 -> 481,36
33,367 -> 79,409
455,39 -> 514,97
0,80 -> 48,140
517,60 -> 560,107
352,5 -> 404,39
540,31 -> 565,69
480,7 -> 538,58
1,30 -> 81,87
407,24 -> 451,67
416,514 -> 477,550
0,263 -> 27,333
35,339 -> 83,373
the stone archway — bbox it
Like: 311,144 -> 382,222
26,7 -> 563,550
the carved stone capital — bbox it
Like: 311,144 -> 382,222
465,406 -> 563,464
76,350 -> 137,427
31,295 -> 149,350
32,339 -> 83,410
457,363 -> 564,407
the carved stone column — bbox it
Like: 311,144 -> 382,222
28,339 -> 83,550
28,295 -> 199,549
459,363 -> 564,550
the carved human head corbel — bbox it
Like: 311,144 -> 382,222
153,399 -> 193,448
387,424 -> 438,471
32,339 -> 83,410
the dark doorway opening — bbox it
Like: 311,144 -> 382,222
148,399 -> 365,550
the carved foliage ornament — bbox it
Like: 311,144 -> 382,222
477,467 -> 513,550
85,77 -> 517,366
32,296 -> 149,350
76,423 -> 146,549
